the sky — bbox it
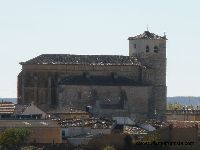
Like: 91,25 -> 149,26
0,0 -> 199,97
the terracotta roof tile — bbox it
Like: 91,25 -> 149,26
20,54 -> 141,66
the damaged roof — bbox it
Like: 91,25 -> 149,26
20,54 -> 141,66
128,31 -> 167,40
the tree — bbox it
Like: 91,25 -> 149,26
0,128 -> 31,150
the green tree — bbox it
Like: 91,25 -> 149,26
167,102 -> 184,110
0,128 -> 31,150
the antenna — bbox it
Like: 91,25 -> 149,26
146,24 -> 149,31
164,32 -> 166,38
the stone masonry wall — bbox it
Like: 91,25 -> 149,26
57,85 -> 152,118
18,64 -> 143,105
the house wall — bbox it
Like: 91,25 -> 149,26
62,127 -> 90,137
166,114 -> 200,121
62,127 -> 111,137
22,103 -> 47,119
51,113 -> 90,119
29,127 -> 62,143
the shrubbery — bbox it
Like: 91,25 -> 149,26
0,128 -> 31,150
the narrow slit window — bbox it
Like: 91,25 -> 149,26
146,45 -> 149,52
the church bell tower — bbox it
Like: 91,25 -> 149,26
128,30 -> 167,118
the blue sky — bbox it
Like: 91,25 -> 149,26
0,0 -> 199,97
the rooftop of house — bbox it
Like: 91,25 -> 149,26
47,107 -> 89,114
168,121 -> 200,128
124,125 -> 147,135
57,118 -> 113,129
128,31 -> 167,40
20,54 -> 142,66
0,119 -> 60,128
0,102 -> 15,114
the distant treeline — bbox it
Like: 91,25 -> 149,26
167,96 -> 200,106
0,98 -> 17,103
0,97 -> 200,106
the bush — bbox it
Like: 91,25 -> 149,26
0,128 -> 31,149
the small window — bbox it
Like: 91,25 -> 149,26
134,44 -> 136,49
146,45 -> 149,52
154,46 -> 159,53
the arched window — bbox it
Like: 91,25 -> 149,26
146,45 -> 149,52
154,46 -> 159,53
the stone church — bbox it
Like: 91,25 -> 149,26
17,31 -> 167,119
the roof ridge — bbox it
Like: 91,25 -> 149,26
20,54 -> 142,66
128,31 -> 167,40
